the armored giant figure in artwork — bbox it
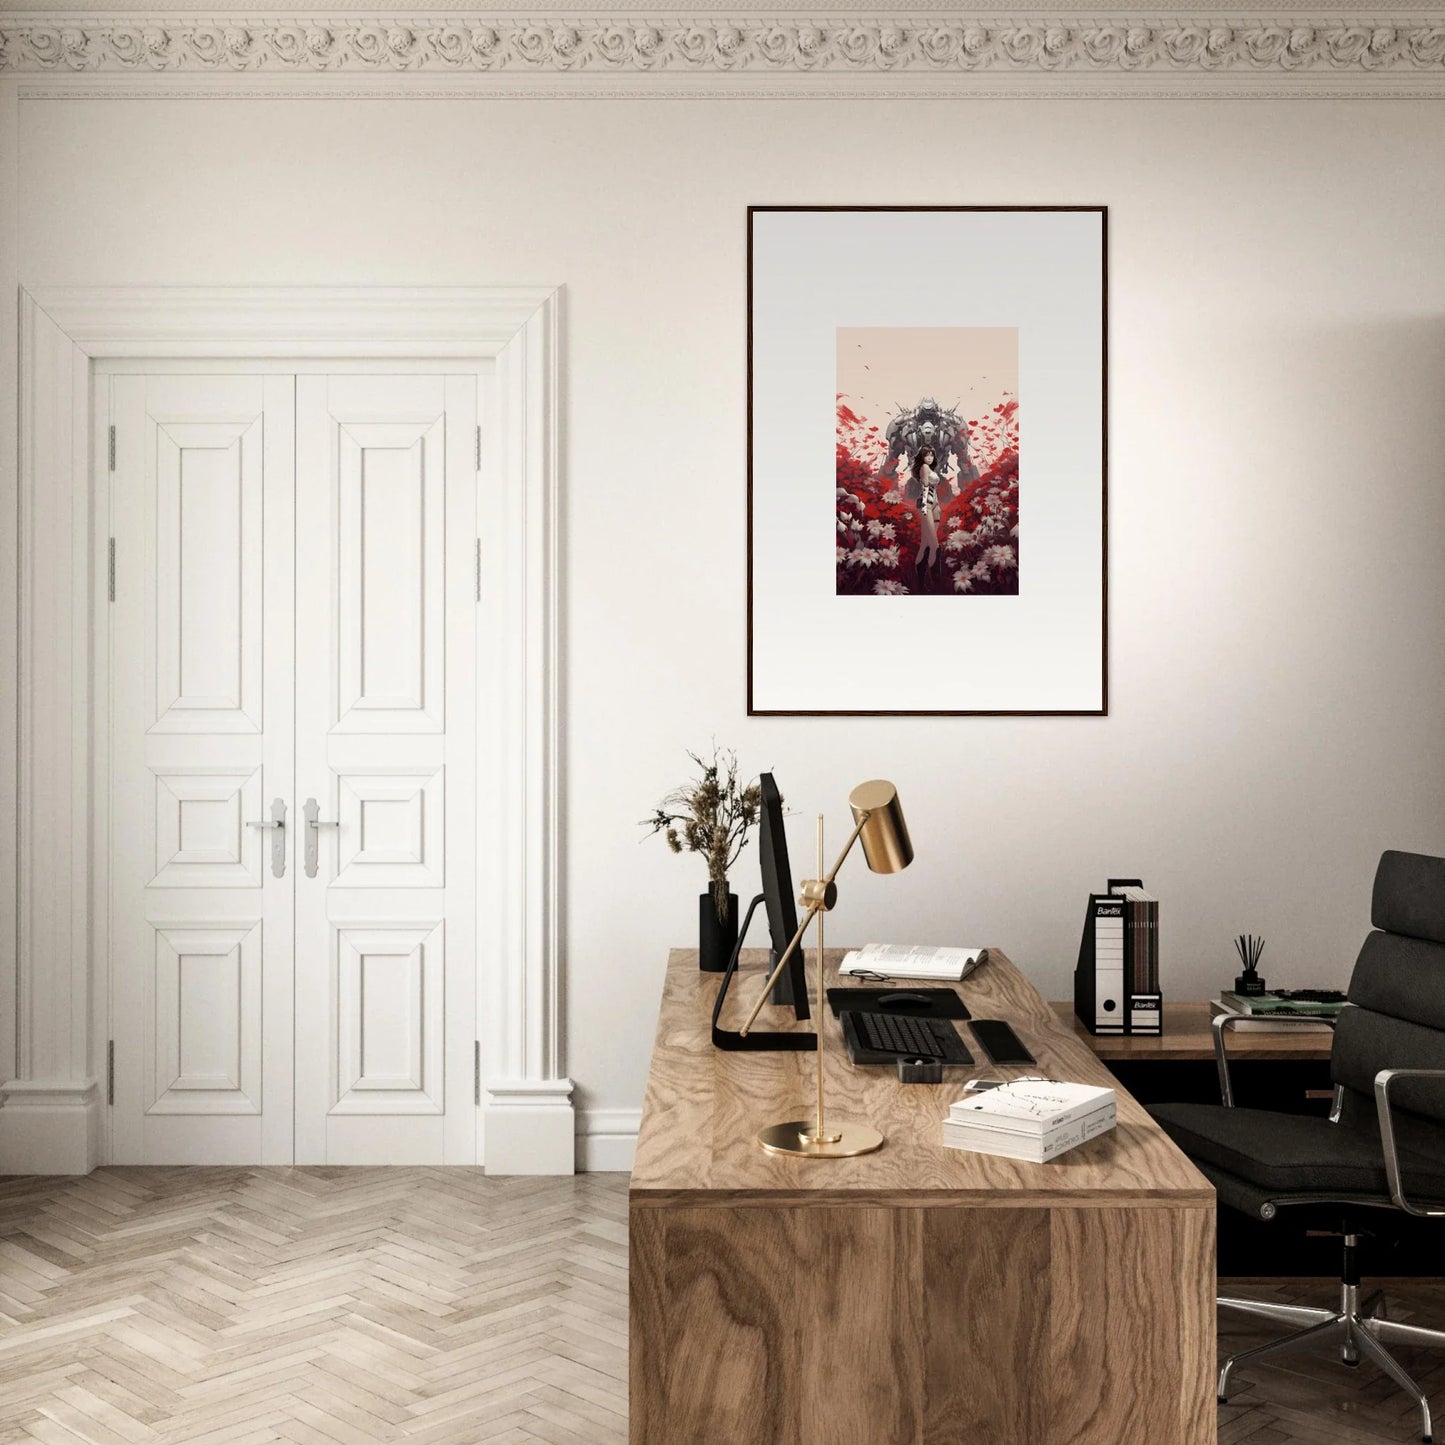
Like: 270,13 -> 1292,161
879,398 -> 979,484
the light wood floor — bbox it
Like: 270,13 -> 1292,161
1,1169 -> 1442,1444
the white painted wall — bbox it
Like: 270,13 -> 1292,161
14,95 -> 1445,1160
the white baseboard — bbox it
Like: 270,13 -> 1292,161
0,1080 -> 101,1175
576,1108 -> 639,1173
482,1078 -> 576,1175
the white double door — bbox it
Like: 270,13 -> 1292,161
107,368 -> 480,1165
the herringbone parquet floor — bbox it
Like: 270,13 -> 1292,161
0,1169 -> 628,1445
1,1168 -> 1443,1444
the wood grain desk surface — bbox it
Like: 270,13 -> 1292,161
1052,1000 -> 1335,1062
630,948 -> 1212,1208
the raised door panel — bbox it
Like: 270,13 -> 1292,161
333,767 -> 444,889
151,767 -> 264,888
149,922 -> 262,1115
108,373 -> 295,1166
152,419 -> 264,734
332,922 -> 444,1114
336,421 -> 444,733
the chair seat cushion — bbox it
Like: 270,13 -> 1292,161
1149,1102 -> 1445,1199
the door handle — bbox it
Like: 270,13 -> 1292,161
303,797 -> 340,879
246,797 -> 288,879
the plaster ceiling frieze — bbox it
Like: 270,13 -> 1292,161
2,11 -> 1444,90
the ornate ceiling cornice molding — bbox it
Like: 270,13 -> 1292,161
2,12 -> 1444,88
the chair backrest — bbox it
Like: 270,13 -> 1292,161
1332,850 -> 1445,1129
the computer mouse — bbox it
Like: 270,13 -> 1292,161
878,992 -> 932,1010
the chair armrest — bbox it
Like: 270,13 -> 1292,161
1374,1068 -> 1445,1217
1212,1011 -> 1337,1108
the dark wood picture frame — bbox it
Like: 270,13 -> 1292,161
746,204 -> 1109,717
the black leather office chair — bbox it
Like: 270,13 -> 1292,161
1151,849 -> 1445,1443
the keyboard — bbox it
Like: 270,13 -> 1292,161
842,1010 -> 974,1065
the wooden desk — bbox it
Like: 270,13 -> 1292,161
630,949 -> 1216,1445
1052,1000 -> 1334,1062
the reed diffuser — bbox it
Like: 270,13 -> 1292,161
1234,933 -> 1267,996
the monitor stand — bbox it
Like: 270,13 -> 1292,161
711,894 -> 817,1053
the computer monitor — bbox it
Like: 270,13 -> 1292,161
758,773 -> 810,1020
709,771 -> 815,1051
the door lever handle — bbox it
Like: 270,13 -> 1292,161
303,797 -> 339,879
247,798 -> 288,878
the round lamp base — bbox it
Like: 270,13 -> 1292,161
756,1119 -> 884,1158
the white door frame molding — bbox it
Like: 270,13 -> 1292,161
1,286 -> 572,1175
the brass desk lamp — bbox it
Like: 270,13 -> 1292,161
738,779 -> 913,1158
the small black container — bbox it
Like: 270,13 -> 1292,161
699,889 -> 740,972
1235,972 -> 1268,997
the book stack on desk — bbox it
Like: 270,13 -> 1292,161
942,1080 -> 1117,1163
1210,992 -> 1341,1033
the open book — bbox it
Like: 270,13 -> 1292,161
839,943 -> 986,982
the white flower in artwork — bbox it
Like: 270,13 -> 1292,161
878,545 -> 900,569
1010,523 -> 1019,538
848,547 -> 880,568
837,517 -> 851,534
970,559 -> 991,580
836,546 -> 848,564
945,530 -> 973,553
881,489 -> 903,505
985,544 -> 1017,571
874,579 -> 908,596
953,569 -> 974,593
865,519 -> 886,539
835,487 -> 858,508
879,523 -> 896,542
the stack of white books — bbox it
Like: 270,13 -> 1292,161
839,943 -> 985,981
942,1080 -> 1117,1163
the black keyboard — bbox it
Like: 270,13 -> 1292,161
843,1011 -> 974,1064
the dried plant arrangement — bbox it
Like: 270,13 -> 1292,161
643,746 -> 762,923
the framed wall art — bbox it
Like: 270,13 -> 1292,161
747,205 -> 1107,716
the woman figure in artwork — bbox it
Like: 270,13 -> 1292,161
905,446 -> 948,590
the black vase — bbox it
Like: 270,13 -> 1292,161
699,889 -> 740,972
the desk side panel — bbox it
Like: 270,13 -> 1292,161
629,1199 -> 1214,1445
1049,1204 -> 1217,1445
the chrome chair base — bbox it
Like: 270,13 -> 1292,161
1219,1281 -> 1445,1442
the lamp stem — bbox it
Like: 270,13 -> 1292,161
815,815 -> 827,1144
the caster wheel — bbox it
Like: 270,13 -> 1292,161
1343,1358 -> 1360,1368
1217,1397 -> 1227,1405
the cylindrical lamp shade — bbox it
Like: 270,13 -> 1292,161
848,780 -> 913,874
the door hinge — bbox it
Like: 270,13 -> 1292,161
107,425 -> 116,473
474,539 -> 482,602
475,424 -> 482,472
107,538 -> 116,602
474,1041 -> 481,1106
106,1040 -> 115,1106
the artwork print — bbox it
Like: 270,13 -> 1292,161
836,328 -> 1018,598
